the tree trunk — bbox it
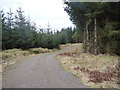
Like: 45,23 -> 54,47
94,18 -> 97,55
86,22 -> 89,53
83,28 -> 86,52
2,42 -> 6,50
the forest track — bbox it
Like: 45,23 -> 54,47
3,44 -> 88,88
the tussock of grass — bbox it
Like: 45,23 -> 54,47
57,44 -> 120,88
59,43 -> 71,49
2,49 -> 31,62
29,48 -> 52,54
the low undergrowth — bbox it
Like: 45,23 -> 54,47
1,47 -> 54,70
57,44 -> 120,88
1,43 -> 71,71
59,43 -> 71,49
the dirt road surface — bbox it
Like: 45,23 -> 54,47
3,44 -> 88,88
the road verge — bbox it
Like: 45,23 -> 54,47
56,44 -> 120,88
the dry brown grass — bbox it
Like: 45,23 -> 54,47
57,44 -> 120,88
59,43 -> 72,49
1,47 -> 54,70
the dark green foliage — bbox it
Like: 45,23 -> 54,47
2,8 -> 74,50
99,22 -> 120,55
64,1 -> 120,55
72,31 -> 82,43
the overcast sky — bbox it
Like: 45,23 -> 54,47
0,0 -> 74,30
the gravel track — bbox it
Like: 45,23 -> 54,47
3,44 -> 88,88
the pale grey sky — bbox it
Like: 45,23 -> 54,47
0,0 -> 74,30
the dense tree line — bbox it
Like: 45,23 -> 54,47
64,1 -> 120,55
1,8 -> 75,50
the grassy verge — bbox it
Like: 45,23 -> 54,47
1,47 -> 56,70
59,43 -> 72,49
56,44 -> 120,88
0,43 -> 71,71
